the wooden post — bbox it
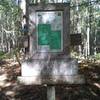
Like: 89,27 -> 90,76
47,86 -> 56,100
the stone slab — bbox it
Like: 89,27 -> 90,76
18,75 -> 85,85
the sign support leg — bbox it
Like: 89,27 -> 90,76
47,86 -> 56,100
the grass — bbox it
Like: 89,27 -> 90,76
0,51 -> 13,60
95,53 -> 100,60
0,51 -> 6,59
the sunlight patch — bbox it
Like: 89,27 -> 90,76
0,74 -> 7,81
0,81 -> 5,87
5,91 -> 15,96
94,83 -> 100,88
4,82 -> 12,87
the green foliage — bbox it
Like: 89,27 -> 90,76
0,51 -> 5,57
0,0 -> 22,30
0,51 -> 13,59
97,20 -> 100,27
95,53 -> 100,60
0,0 -> 100,59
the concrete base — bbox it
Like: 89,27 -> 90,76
18,75 -> 84,85
18,57 -> 85,85
21,58 -> 79,76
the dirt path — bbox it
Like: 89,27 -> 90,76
0,59 -> 100,100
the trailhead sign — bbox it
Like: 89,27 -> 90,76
18,3 -> 84,85
37,11 -> 63,51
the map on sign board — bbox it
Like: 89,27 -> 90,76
36,11 -> 63,52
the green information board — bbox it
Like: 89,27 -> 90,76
38,24 -> 62,51
37,11 -> 63,52
50,31 -> 61,50
38,24 -> 51,45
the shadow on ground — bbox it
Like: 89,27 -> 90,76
0,60 -> 100,100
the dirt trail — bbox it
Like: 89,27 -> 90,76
0,59 -> 100,100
